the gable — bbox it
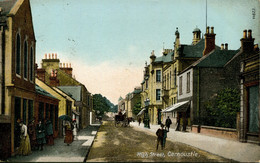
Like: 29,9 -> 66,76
11,0 -> 36,41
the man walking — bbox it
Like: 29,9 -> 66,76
165,116 -> 172,131
156,124 -> 164,150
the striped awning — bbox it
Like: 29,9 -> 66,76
161,101 -> 189,113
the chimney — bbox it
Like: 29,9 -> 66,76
52,53 -> 54,59
221,44 -> 224,50
203,26 -> 216,56
55,53 -> 57,59
63,63 -> 65,67
69,63 -> 71,68
60,63 -> 62,68
45,53 -> 47,59
49,69 -> 59,87
48,53 -> 51,59
240,29 -> 255,52
66,63 -> 68,68
150,50 -> 156,63
225,43 -> 228,50
254,44 -> 259,51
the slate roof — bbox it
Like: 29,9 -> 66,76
132,89 -> 142,94
180,49 -> 240,74
177,39 -> 221,58
154,51 -> 173,63
196,49 -> 239,67
35,84 -> 57,99
57,86 -> 82,101
0,0 -> 17,24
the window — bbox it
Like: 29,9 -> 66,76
174,97 -> 177,104
249,85 -> 259,133
146,80 -> 148,89
23,99 -> 27,123
156,70 -> 161,82
29,47 -> 33,81
16,34 -> 21,75
156,89 -> 161,101
23,41 -> 28,79
55,106 -> 58,130
167,73 -> 169,89
174,68 -> 177,86
28,100 -> 33,122
187,72 -> 190,93
170,71 -> 171,89
179,76 -> 183,95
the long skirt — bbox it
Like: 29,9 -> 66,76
18,135 -> 31,156
46,135 -> 54,145
64,130 -> 73,144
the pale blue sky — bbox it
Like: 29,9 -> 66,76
30,0 -> 259,104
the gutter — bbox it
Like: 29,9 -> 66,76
0,25 -> 4,114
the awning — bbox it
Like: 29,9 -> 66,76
161,101 -> 189,113
72,109 -> 80,116
137,108 -> 146,116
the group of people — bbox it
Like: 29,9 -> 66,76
16,118 -> 54,156
64,120 -> 77,145
156,116 -> 172,150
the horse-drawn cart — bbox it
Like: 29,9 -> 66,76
114,114 -> 128,127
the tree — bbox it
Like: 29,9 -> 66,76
202,88 -> 240,128
93,94 -> 110,116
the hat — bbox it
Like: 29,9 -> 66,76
17,119 -> 23,123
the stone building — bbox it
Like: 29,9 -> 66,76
36,55 -> 92,129
124,87 -> 141,119
239,29 -> 259,144
0,0 -> 36,158
178,27 -> 241,131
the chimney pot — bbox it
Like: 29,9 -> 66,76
225,43 -> 228,50
52,53 -> 54,59
48,53 -> 51,59
45,53 -> 47,59
248,29 -> 252,39
206,26 -> 210,34
243,30 -> 247,39
63,63 -> 65,67
66,63 -> 68,68
55,53 -> 57,59
69,63 -> 71,68
211,27 -> 214,34
60,63 -> 62,67
221,44 -> 224,50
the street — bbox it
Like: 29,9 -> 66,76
86,121 -> 231,162
7,125 -> 99,162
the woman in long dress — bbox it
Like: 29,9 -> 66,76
64,121 -> 73,145
17,119 -> 31,156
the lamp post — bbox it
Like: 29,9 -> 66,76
144,98 -> 150,128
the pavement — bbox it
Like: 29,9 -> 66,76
131,122 -> 260,162
6,123 -> 100,162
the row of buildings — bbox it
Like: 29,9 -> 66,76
120,26 -> 259,144
0,0 -> 94,159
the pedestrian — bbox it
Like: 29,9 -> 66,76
156,124 -> 164,150
165,116 -> 172,131
138,117 -> 141,126
72,119 -> 77,140
64,121 -> 73,145
45,118 -> 54,145
28,118 -> 37,150
175,114 -> 180,131
17,119 -> 31,156
162,126 -> 168,149
36,119 -> 46,150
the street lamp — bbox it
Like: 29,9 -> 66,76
144,98 -> 150,128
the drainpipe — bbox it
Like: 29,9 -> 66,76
0,25 -> 4,115
197,68 -> 200,133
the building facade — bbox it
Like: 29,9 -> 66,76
239,29 -> 260,144
0,0 -> 36,158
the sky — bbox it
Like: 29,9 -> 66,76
30,0 -> 259,104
